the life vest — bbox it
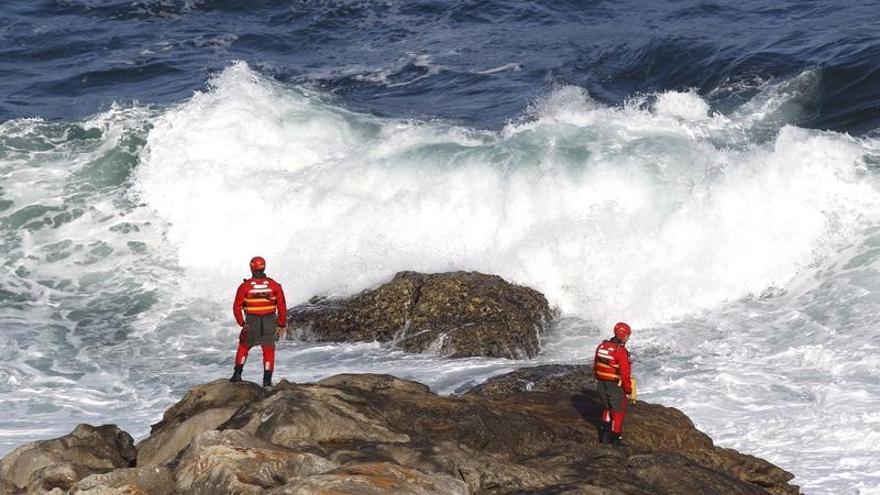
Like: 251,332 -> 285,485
242,278 -> 277,315
594,339 -> 625,383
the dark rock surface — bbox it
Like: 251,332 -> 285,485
286,271 -> 552,359
0,368 -> 800,495
268,462 -> 469,495
463,363 -> 597,397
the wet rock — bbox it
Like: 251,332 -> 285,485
287,271 -> 552,359
136,378 -> 265,466
462,364 -> 597,397
71,465 -> 175,495
691,448 -> 801,495
0,424 -> 135,493
625,452 -> 772,495
519,448 -> 769,495
317,372 -> 431,395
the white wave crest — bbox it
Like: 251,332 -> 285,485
135,62 -> 880,328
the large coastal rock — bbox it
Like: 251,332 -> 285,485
221,371 -> 793,494
0,424 -> 135,494
286,271 -> 552,359
0,368 -> 799,495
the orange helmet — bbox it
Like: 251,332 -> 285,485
613,322 -> 631,341
249,256 -> 266,273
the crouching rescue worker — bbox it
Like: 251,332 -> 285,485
230,256 -> 287,387
593,321 -> 634,446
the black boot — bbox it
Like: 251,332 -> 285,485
611,432 -> 623,447
263,370 -> 273,388
599,422 -> 612,444
229,365 -> 243,383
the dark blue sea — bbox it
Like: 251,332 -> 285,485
4,1 -> 880,133
2,2 -> 880,493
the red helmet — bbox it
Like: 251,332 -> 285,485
613,322 -> 631,341
249,256 -> 266,273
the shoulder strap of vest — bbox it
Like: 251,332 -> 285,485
606,340 -> 627,357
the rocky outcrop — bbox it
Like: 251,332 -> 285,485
0,369 -> 799,495
286,271 -> 552,359
466,365 -> 798,494
0,424 -> 135,494
136,379 -> 265,466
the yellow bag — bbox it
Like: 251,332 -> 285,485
627,377 -> 637,402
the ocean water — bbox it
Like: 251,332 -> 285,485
2,2 -> 880,493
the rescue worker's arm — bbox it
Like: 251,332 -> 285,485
273,280 -> 287,328
617,347 -> 633,395
232,282 -> 249,327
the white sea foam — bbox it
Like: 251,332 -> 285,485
477,62 -> 523,75
136,62 -> 880,329
653,90 -> 711,121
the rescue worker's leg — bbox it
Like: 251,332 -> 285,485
598,382 -> 625,446
259,314 -> 277,387
609,387 -> 628,447
230,362 -> 245,382
231,328 -> 250,382
596,381 -> 613,444
231,314 -> 262,382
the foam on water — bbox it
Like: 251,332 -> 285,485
0,106 -> 188,455
137,63 -> 879,329
2,63 -> 880,493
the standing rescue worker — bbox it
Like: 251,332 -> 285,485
230,256 -> 287,387
593,322 -> 633,446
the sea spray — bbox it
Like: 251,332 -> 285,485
136,63 -> 880,327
